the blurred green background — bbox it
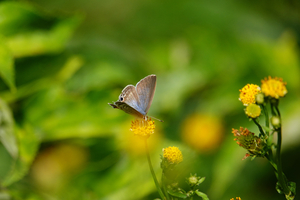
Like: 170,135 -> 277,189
0,0 -> 300,199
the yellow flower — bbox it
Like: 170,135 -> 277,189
181,114 -> 224,153
130,118 -> 155,138
163,146 -> 183,164
230,198 -> 241,200
239,84 -> 261,106
117,119 -> 162,156
245,103 -> 261,118
261,76 -> 287,98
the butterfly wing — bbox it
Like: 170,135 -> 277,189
109,85 -> 145,118
135,75 -> 156,115
113,102 -> 144,118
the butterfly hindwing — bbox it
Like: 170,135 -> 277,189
114,101 -> 144,118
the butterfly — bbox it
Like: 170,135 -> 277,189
109,75 -> 162,121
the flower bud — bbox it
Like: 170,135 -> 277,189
188,175 -> 198,187
245,104 -> 261,118
186,190 -> 194,197
271,116 -> 281,128
187,174 -> 205,188
255,93 -> 264,104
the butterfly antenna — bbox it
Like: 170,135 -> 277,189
147,115 -> 164,122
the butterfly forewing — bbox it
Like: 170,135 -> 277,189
136,75 -> 156,115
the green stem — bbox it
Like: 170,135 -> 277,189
274,106 -> 290,196
144,139 -> 166,200
266,150 -> 276,169
266,152 -> 278,178
262,104 -> 270,136
253,118 -> 265,137
270,103 -> 276,116
161,172 -> 171,200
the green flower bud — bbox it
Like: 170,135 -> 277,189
271,116 -> 281,128
186,190 -> 194,197
188,175 -> 198,186
255,93 -> 265,104
187,174 -> 205,188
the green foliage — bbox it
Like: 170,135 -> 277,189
0,38 -> 15,91
2,125 -> 39,187
0,98 -> 17,158
0,2 -> 82,58
0,0 -> 81,191
0,0 -> 299,199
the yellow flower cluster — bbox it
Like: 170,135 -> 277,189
239,84 -> 261,106
239,77 -> 287,119
230,198 -> 241,200
130,118 -> 155,138
261,76 -> 287,98
163,146 -> 183,164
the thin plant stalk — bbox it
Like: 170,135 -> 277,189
161,173 -> 171,200
262,104 -> 270,136
274,106 -> 290,196
144,139 -> 166,200
253,118 -> 265,137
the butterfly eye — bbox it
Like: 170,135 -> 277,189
119,96 -> 124,101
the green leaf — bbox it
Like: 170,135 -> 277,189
168,190 -> 187,199
56,56 -> 84,82
6,16 -> 82,58
262,125 -> 272,133
288,181 -> 296,196
0,2 -> 35,36
0,38 -> 15,92
1,125 -> 39,186
195,190 -> 209,200
0,2 -> 82,58
0,98 -> 17,158
276,181 -> 284,194
198,177 -> 206,185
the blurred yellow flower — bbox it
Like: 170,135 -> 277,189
163,146 -> 183,164
245,103 -> 261,118
230,198 -> 241,200
261,76 -> 287,98
31,144 -> 88,192
181,114 -> 224,153
239,84 -> 261,106
130,118 -> 155,138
